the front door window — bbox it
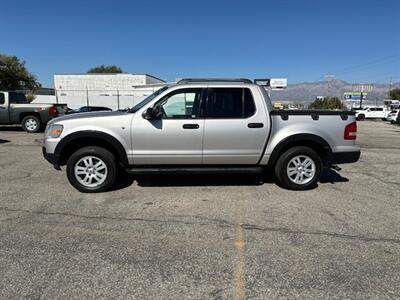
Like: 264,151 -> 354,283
156,88 -> 202,119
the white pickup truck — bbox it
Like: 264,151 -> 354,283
43,78 -> 360,192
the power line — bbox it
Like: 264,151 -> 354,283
332,54 -> 399,76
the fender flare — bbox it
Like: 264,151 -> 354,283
267,133 -> 333,167
54,131 -> 129,167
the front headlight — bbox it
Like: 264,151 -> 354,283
46,124 -> 63,138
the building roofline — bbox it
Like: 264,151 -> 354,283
54,73 -> 166,83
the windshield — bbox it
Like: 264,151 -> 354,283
130,86 -> 169,113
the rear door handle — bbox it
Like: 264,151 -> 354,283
248,123 -> 264,128
183,124 -> 200,129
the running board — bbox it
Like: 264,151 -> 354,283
126,166 -> 264,175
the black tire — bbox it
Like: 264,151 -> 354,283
274,146 -> 322,190
21,115 -> 42,133
66,146 -> 117,193
357,114 -> 365,121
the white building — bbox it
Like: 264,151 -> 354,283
48,73 -> 167,110
54,73 -> 165,92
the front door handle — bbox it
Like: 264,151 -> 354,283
183,124 -> 200,129
248,123 -> 264,128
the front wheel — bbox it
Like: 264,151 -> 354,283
66,146 -> 117,193
274,146 -> 322,190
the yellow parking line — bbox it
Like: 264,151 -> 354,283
233,220 -> 246,300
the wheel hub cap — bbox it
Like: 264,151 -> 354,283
287,155 -> 316,185
74,156 -> 108,188
26,119 -> 38,131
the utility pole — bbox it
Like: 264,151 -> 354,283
388,77 -> 392,99
352,84 -> 373,108
325,74 -> 335,97
117,88 -> 120,110
360,86 -> 364,108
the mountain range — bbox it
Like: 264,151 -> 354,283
269,79 -> 399,104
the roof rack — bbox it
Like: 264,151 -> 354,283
177,78 -> 253,84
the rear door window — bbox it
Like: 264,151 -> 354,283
8,92 -> 28,104
0,93 -> 4,105
206,88 -> 255,118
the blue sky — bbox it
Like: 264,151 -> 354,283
1,0 -> 399,87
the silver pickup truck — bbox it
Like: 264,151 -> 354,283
42,79 -> 360,192
0,91 -> 66,132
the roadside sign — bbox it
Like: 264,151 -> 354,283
352,84 -> 373,93
270,78 -> 288,89
254,78 -> 287,89
344,92 -> 368,101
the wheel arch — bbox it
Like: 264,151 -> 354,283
55,131 -> 129,167
20,112 -> 41,123
267,134 -> 333,167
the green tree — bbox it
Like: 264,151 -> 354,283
389,88 -> 400,100
0,54 -> 41,90
87,65 -> 123,73
308,96 -> 346,110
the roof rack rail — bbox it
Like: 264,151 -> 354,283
177,78 -> 253,84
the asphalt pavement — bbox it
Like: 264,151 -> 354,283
0,121 -> 399,299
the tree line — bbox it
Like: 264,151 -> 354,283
0,53 -> 123,91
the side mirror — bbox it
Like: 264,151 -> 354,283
142,107 -> 154,120
142,107 -> 162,120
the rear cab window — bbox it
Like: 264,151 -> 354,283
0,93 -> 4,105
8,92 -> 28,104
206,87 -> 255,118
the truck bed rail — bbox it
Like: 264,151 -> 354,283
271,110 -> 355,121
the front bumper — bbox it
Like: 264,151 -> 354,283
42,146 -> 61,169
331,151 -> 361,164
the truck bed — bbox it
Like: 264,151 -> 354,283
263,109 -> 359,166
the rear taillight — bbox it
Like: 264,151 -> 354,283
49,105 -> 58,117
344,122 -> 357,140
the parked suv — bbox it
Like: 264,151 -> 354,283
355,106 -> 390,121
42,79 -> 360,192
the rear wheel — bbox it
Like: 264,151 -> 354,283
274,146 -> 322,190
21,115 -> 41,133
66,146 -> 117,193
